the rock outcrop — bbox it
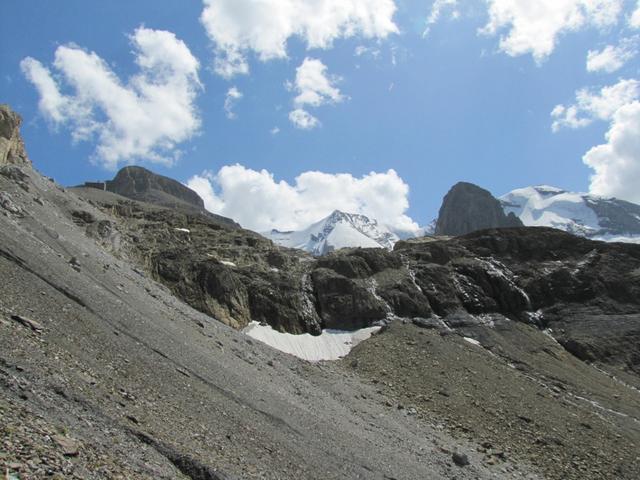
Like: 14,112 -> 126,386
435,182 -> 522,236
106,165 -> 205,210
0,104 -> 31,167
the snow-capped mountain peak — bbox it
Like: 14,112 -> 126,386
264,210 -> 400,255
500,185 -> 640,243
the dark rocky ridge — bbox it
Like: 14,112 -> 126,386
435,182 -> 523,236
0,104 -> 30,167
106,165 -> 204,209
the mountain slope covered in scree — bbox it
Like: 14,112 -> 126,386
2,105 -> 640,479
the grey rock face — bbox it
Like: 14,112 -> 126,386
435,182 -> 523,236
106,166 -> 205,210
0,105 -> 31,167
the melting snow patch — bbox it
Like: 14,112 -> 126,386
243,321 -> 381,362
220,260 -> 236,267
174,228 -> 190,233
463,337 -> 481,347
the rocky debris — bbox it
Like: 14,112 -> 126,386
0,191 -> 22,216
452,452 -> 470,467
10,314 -> 43,333
348,321 -> 640,480
0,105 -> 31,167
435,182 -> 523,236
71,210 -> 96,225
53,434 -> 81,457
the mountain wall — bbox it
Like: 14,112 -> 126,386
0,105 -> 30,167
435,182 -> 523,236
106,165 -> 205,210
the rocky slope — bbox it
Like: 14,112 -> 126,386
501,185 -> 640,243
435,182 -> 523,236
3,104 -> 640,479
1,110 -> 523,479
265,210 -> 400,255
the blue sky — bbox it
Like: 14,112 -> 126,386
3,1 -> 640,232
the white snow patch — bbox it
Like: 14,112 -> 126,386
243,321 -> 381,362
220,260 -> 236,267
463,337 -> 481,347
174,228 -> 191,233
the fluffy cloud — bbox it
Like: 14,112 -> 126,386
21,27 -> 201,170
423,0 -> 459,37
586,39 -> 637,73
552,79 -> 640,203
584,101 -> 640,202
632,2 -> 640,28
187,165 -> 420,233
288,109 -> 320,130
224,87 -> 243,119
551,79 -> 639,131
287,58 -> 344,129
200,0 -> 398,78
481,0 -> 623,62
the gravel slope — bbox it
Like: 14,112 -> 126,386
0,166 -> 541,478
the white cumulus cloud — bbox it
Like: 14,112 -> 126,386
481,0 -> 623,62
187,165 -> 420,234
584,100 -> 640,203
586,39 -> 637,73
551,79 -> 639,131
224,86 -> 243,119
200,0 -> 398,78
552,79 -> 640,203
287,58 -> 344,130
21,27 -> 201,170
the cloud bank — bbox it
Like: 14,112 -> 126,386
187,165 -> 420,234
200,0 -> 398,78
481,0 -> 623,62
21,27 -> 201,170
552,79 -> 640,203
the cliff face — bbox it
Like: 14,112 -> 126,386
435,182 -> 523,236
0,105 -> 31,167
106,165 -> 205,210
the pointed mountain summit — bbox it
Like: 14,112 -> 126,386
264,210 -> 400,255
435,182 -> 523,236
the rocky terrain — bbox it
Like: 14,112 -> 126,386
435,182 -> 523,236
2,104 -> 640,479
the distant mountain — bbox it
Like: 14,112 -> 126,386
106,166 -> 205,210
501,185 -> 640,243
435,182 -> 523,236
264,210 -> 400,255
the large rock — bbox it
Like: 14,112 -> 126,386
106,166 -> 205,210
435,182 -> 522,236
0,105 -> 31,167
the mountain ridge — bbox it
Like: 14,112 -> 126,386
264,209 -> 401,255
